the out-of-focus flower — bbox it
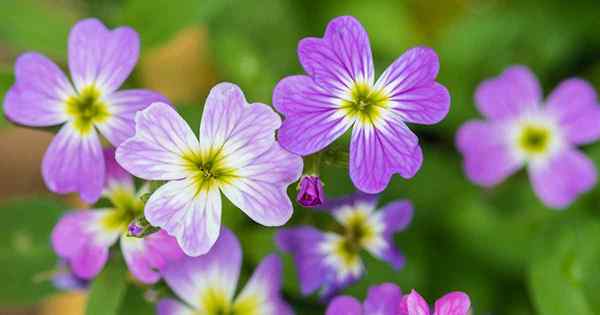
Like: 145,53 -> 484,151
273,16 -> 450,194
325,283 -> 402,315
116,83 -> 303,256
399,290 -> 471,315
51,149 -> 183,283
297,175 -> 325,207
276,193 -> 413,298
456,65 -> 600,208
2,18 -> 167,203
156,228 -> 293,315
51,259 -> 89,291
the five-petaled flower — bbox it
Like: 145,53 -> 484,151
2,18 -> 166,203
457,65 -> 600,208
51,148 -> 183,283
276,193 -> 413,298
157,228 -> 293,315
273,16 -> 450,194
116,83 -> 303,256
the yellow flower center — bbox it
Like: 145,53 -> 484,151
199,288 -> 261,315
66,86 -> 110,134
101,188 -> 144,231
183,149 -> 238,194
340,83 -> 389,125
518,124 -> 551,155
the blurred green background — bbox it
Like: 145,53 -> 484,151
1,0 -> 600,314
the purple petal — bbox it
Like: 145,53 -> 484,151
156,299 -> 194,315
349,117 -> 422,193
475,65 -> 542,120
42,123 -> 105,203
529,148 -> 596,209
433,292 -> 471,315
145,177 -> 222,256
326,296 -> 363,315
363,283 -> 403,315
161,228 -> 241,310
544,78 -> 600,145
97,89 -> 168,146
299,16 -> 374,93
222,143 -> 302,226
456,121 -> 522,187
116,102 -> 199,181
374,201 -> 413,269
273,75 -> 353,155
68,18 -> 139,93
375,47 -> 450,124
404,290 -> 431,315
103,147 -> 134,195
3,52 -> 74,126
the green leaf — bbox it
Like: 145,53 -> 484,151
85,257 -> 128,315
117,284 -> 154,315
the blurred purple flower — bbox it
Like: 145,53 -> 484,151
456,65 -> 600,208
116,83 -> 302,257
297,175 -> 325,207
276,193 -> 413,299
2,18 -> 167,203
273,16 -> 450,194
52,259 -> 89,291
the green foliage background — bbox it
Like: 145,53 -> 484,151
1,0 -> 600,314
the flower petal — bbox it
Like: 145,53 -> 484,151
103,147 -> 134,195
68,18 -> 139,93
145,177 -> 222,256
156,299 -> 195,315
404,290 -> 431,315
433,292 -> 471,315
97,89 -> 168,146
3,52 -> 73,126
325,296 -> 363,315
42,123 -> 105,203
529,148 -> 596,209
160,228 -> 241,311
370,201 -> 413,269
363,283 -> 403,315
544,78 -> 600,145
273,75 -> 354,155
349,116 -> 422,193
116,102 -> 198,181
221,143 -> 302,226
299,16 -> 374,94
475,65 -> 542,120
456,121 -> 522,187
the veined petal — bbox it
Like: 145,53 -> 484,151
544,78 -> 600,145
145,177 -> 222,256
97,89 -> 168,146
161,228 -> 241,311
68,18 -> 139,93
221,143 -> 302,226
325,296 -> 363,315
368,201 -> 413,269
273,75 -> 353,155
4,52 -> 73,126
364,283 -> 403,315
156,299 -> 195,315
433,292 -> 471,315
103,148 -> 134,196
116,103 -> 199,181
42,123 -> 105,203
404,290 -> 431,315
299,16 -> 374,94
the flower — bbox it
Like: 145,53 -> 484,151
297,175 -> 325,207
51,148 -> 183,283
456,65 -> 600,208
116,82 -> 303,256
156,228 -> 293,315
400,290 -> 471,315
51,259 -> 89,291
2,18 -> 166,203
273,16 -> 450,194
276,193 -> 413,298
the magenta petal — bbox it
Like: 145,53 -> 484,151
475,65 -> 541,120
3,52 -> 73,126
433,292 -> 471,315
363,283 -> 403,315
42,124 -> 105,203
456,121 -> 522,187
156,298 -> 194,315
68,18 -> 139,93
404,290 -> 431,315
529,148 -> 596,209
326,296 -> 363,315
544,78 -> 600,145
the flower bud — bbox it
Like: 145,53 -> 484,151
296,175 -> 325,207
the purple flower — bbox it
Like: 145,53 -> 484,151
156,228 -> 293,315
273,16 -> 450,194
52,259 -> 89,291
276,193 -> 413,298
51,148 -> 183,283
297,175 -> 325,207
400,290 -> 471,315
456,65 -> 600,208
2,18 -> 166,203
116,83 -> 303,256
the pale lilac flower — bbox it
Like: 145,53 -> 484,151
156,228 -> 293,315
116,83 -> 303,256
273,16 -> 450,194
2,18 -> 166,203
51,149 -> 183,283
325,283 -> 403,315
399,290 -> 471,315
297,175 -> 325,207
457,65 -> 600,208
276,193 -> 413,298
52,259 -> 89,291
